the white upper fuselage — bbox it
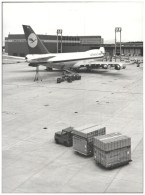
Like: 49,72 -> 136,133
26,49 -> 104,69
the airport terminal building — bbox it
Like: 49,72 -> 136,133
5,34 -> 143,57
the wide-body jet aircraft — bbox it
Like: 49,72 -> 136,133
22,25 -> 128,71
4,25 -> 135,79
23,25 -> 107,69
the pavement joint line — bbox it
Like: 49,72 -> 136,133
3,83 -> 142,94
104,98 -> 132,123
2,138 -> 58,166
104,138 -> 143,192
121,76 -> 142,90
131,138 -> 143,154
12,148 -> 70,192
103,166 -> 123,192
106,177 -> 143,192
119,79 -> 143,102
59,157 -> 94,191
2,125 -> 55,151
3,134 -> 52,151
3,73 -> 143,94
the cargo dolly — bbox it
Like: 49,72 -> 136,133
57,70 -> 81,83
96,159 -> 132,170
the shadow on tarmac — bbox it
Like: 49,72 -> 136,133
74,151 -> 93,159
12,68 -> 124,76
8,66 -> 131,83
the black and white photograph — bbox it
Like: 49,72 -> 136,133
2,0 -> 144,193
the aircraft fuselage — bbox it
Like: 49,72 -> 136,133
26,50 -> 104,69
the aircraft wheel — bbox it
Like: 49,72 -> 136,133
71,75 -> 75,81
115,65 -> 121,70
67,77 -> 72,83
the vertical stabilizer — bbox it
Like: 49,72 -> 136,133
22,25 -> 49,54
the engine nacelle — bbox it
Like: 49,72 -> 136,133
102,64 -> 108,69
115,64 -> 121,70
28,63 -> 38,67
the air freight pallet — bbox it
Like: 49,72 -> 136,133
96,160 -> 132,169
73,126 -> 106,139
93,133 -> 131,152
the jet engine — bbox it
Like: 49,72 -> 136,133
102,64 -> 108,69
28,63 -> 38,67
115,64 -> 122,70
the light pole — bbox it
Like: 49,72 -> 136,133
57,29 -> 63,53
115,27 -> 122,62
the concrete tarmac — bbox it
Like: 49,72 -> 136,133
2,61 -> 143,193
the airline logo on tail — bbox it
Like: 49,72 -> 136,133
28,33 -> 38,48
23,25 -> 49,54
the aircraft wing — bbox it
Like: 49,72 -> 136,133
26,56 -> 56,64
72,59 -> 102,67
72,60 -> 134,70
3,54 -> 26,64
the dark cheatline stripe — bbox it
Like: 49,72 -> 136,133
52,56 -> 104,63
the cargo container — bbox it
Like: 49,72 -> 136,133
94,146 -> 131,168
73,135 -> 93,156
93,133 -> 131,168
73,125 -> 106,156
73,125 -> 106,139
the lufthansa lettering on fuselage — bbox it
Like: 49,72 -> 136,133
90,53 -> 99,56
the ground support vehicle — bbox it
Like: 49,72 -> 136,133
93,132 -> 132,169
55,127 -> 74,146
56,73 -> 81,83
57,77 -> 64,83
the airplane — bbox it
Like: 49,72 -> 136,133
130,58 -> 143,67
3,25 -> 135,81
23,25 -> 106,70
22,25 -> 130,71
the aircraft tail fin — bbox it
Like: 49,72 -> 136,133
22,25 -> 50,54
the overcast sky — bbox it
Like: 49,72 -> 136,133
2,1 -> 144,44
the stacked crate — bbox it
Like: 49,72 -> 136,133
73,125 -> 106,156
93,133 -> 131,168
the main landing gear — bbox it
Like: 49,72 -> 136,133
46,67 -> 53,71
34,66 -> 42,82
